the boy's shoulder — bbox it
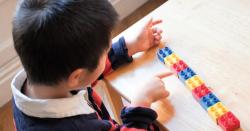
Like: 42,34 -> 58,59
12,97 -> 112,131
11,70 -> 95,117
11,70 -> 112,131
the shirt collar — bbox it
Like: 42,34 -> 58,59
11,69 -> 95,118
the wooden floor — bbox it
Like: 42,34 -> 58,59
0,0 -> 166,131
0,101 -> 13,131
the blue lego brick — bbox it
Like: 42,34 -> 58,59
199,93 -> 220,110
162,47 -> 173,56
177,67 -> 196,83
157,51 -> 165,63
157,47 -> 173,63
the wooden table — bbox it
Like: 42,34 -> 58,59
105,0 -> 250,130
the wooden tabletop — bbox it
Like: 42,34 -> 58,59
106,0 -> 250,130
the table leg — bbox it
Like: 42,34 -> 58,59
103,80 -> 123,124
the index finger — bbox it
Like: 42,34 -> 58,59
155,72 -> 173,79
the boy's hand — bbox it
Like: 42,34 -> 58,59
126,18 -> 163,56
131,72 -> 173,108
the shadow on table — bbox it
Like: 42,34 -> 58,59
152,99 -> 175,124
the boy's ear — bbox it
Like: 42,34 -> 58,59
67,69 -> 86,88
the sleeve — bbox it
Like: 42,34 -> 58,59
69,107 -> 159,131
109,37 -> 133,68
70,107 -> 159,131
92,37 -> 133,85
116,106 -> 159,131
104,37 -> 133,75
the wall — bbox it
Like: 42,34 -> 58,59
0,0 -> 21,107
112,0 -> 148,19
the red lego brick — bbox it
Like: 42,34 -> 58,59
191,84 -> 211,101
171,60 -> 188,73
218,111 -> 240,131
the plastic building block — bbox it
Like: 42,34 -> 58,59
199,93 -> 220,110
157,50 -> 167,63
164,53 -> 181,66
178,67 -> 196,83
185,75 -> 204,90
207,102 -> 228,122
171,60 -> 188,73
162,47 -> 173,56
157,47 -> 173,63
218,111 -> 240,131
192,84 -> 211,101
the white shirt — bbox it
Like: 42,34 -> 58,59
11,69 -> 95,118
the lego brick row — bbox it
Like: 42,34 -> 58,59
157,47 -> 240,131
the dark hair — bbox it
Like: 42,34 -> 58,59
13,0 -> 118,85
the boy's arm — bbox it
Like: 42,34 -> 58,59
91,37 -> 131,86
71,106 -> 158,131
101,18 -> 163,77
103,36 -> 133,76
92,36 -> 132,85
93,18 -> 163,84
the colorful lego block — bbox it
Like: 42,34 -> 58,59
157,47 -> 173,63
162,47 -> 173,56
178,67 -> 196,83
192,84 -> 211,101
171,60 -> 188,73
207,102 -> 229,122
157,50 -> 167,63
218,111 -> 240,131
185,75 -> 204,90
199,93 -> 220,110
164,53 -> 181,66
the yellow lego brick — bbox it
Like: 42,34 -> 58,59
164,53 -> 181,66
185,75 -> 204,90
207,102 -> 229,122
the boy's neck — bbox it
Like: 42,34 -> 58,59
24,80 -> 72,99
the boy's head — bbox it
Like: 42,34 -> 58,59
13,0 -> 118,88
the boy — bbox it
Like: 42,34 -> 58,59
11,0 -> 171,130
